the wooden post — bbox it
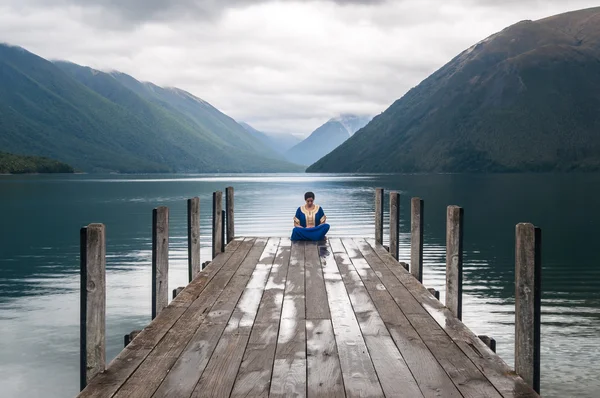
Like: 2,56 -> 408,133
515,223 -> 541,393
124,330 -> 141,348
375,188 -> 384,245
389,192 -> 400,260
478,335 -> 497,353
172,287 -> 184,299
410,197 -> 424,282
212,191 -> 223,259
187,197 -> 200,282
446,205 -> 463,320
80,223 -> 106,390
427,288 -> 440,300
221,210 -> 226,253
226,186 -> 235,243
152,206 -> 169,320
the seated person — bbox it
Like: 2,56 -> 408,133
291,191 -> 330,241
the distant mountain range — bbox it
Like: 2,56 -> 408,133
286,114 -> 371,166
239,122 -> 301,154
0,44 -> 301,173
308,7 -> 600,173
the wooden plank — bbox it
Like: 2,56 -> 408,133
389,191 -> 400,260
321,240 -> 384,398
187,197 -> 201,282
351,238 -> 462,398
410,197 -> 424,282
230,239 -> 292,397
255,238 -> 292,324
515,224 -> 541,393
269,240 -> 307,397
446,205 -> 463,320
365,238 -> 539,398
374,188 -> 384,245
191,239 -> 279,397
113,239 -> 262,398
77,238 -> 245,398
80,224 -> 106,390
306,319 -> 345,398
230,322 -> 279,398
305,241 -> 330,319
212,191 -> 223,259
152,206 -> 169,319
356,238 -> 506,398
337,238 -> 423,398
149,238 -> 270,398
226,186 -> 235,243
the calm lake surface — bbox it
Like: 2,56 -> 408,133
1,173 -> 599,397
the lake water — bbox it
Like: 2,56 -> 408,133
1,173 -> 599,397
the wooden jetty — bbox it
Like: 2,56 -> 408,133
77,187 -> 541,397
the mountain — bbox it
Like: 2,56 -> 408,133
285,114 -> 371,166
239,122 -> 301,154
308,7 -> 600,173
0,44 -> 300,172
0,151 -> 74,174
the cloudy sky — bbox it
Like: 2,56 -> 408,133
1,0 -> 598,136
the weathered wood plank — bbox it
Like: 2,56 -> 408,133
306,319 -> 345,398
230,322 -> 279,398
351,238 -> 462,398
322,240 -> 384,398
446,205 -> 463,320
357,239 -> 504,398
230,240 -> 291,396
80,224 -> 106,390
305,241 -> 330,319
152,206 -> 169,319
410,197 -> 424,282
77,238 -> 245,398
389,191 -> 400,260
515,223 -> 541,393
191,239 -> 278,397
226,186 -> 235,243
149,238 -> 269,398
212,191 -> 223,259
337,238 -> 423,398
270,240 -> 307,397
375,188 -> 384,245
187,197 -> 201,282
113,239 -> 262,398
366,238 -> 539,398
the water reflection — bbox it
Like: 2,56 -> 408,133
0,173 -> 599,398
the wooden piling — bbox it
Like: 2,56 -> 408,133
478,335 -> 497,353
152,206 -> 169,320
80,223 -> 106,391
221,210 -> 226,253
187,197 -> 200,283
226,186 -> 235,243
123,330 -> 141,348
172,287 -> 184,299
389,192 -> 400,260
427,288 -> 440,300
446,205 -> 464,320
410,197 -> 424,282
375,188 -> 384,245
212,191 -> 223,259
515,223 -> 541,393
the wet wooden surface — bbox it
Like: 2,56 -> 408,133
78,237 -> 539,398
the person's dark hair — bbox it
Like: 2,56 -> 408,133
304,191 -> 315,200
